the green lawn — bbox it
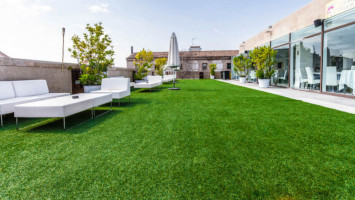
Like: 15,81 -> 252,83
0,80 -> 354,199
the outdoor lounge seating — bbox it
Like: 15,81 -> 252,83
162,75 -> 174,83
15,93 -> 112,130
0,80 -> 70,126
134,75 -> 163,90
91,78 -> 131,105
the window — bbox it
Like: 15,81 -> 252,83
322,24 -> 355,96
227,63 -> 231,69
290,35 -> 321,91
202,63 -> 207,70
271,45 -> 289,87
271,34 -> 289,48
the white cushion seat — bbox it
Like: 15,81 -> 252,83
91,89 -> 128,99
91,78 -> 130,100
162,75 -> 174,83
0,79 -> 70,126
0,96 -> 42,115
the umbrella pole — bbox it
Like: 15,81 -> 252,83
169,70 -> 180,90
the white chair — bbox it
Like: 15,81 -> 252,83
162,75 -> 174,83
91,78 -> 130,106
147,75 -> 163,84
0,80 -> 70,126
351,66 -> 355,70
305,67 -> 320,89
295,68 -> 308,89
279,70 -> 288,82
325,67 -> 338,92
249,70 -> 257,82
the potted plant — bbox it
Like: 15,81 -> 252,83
209,63 -> 217,79
233,54 -> 251,83
249,46 -> 277,88
155,57 -> 167,77
69,22 -> 115,93
134,49 -> 154,83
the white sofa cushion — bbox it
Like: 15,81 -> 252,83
0,81 -> 16,100
101,78 -> 130,91
147,76 -> 162,83
91,78 -> 130,99
12,80 -> 49,97
0,96 -> 42,115
92,90 -> 129,99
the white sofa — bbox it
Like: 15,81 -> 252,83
163,75 -> 174,83
134,76 -> 163,90
91,78 -> 131,105
0,80 -> 70,126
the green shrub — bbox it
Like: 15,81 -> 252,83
249,46 -> 277,79
209,63 -> 217,76
68,22 -> 114,85
233,54 -> 251,77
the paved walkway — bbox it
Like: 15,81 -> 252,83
219,80 -> 355,114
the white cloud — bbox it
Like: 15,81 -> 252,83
90,4 -> 109,13
0,0 -> 52,16
28,4 -> 52,15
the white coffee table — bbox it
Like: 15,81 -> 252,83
15,93 -> 113,130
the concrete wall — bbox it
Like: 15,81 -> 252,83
0,57 -> 137,94
107,67 -> 135,81
0,58 -> 78,94
240,0 -> 332,51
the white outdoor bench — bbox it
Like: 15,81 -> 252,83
91,78 -> 131,105
15,93 -> 112,130
0,80 -> 70,127
134,76 -> 163,91
163,75 -> 174,83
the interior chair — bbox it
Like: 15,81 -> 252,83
325,67 -> 338,92
305,67 -> 320,90
249,70 -> 257,82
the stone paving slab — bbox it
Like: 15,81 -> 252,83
219,80 -> 355,115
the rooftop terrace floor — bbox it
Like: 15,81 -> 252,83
220,79 -> 355,114
0,80 -> 353,199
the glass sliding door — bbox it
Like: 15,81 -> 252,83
271,45 -> 289,87
291,35 -> 321,91
322,24 -> 355,95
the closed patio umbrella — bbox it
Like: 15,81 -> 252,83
166,32 -> 181,90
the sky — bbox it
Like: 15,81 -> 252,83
0,0 -> 313,67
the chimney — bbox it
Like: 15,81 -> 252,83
131,46 -> 134,54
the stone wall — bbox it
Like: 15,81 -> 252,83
0,57 -> 137,94
0,58 -> 79,94
107,67 -> 135,81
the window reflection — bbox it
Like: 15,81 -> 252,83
322,24 -> 355,95
272,45 -> 289,87
291,35 -> 321,91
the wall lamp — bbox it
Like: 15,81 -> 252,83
314,19 -> 324,28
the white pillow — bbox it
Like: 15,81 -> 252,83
0,81 -> 16,100
12,80 -> 49,97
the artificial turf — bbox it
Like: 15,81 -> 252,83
0,80 -> 354,199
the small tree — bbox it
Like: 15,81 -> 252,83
68,22 -> 114,85
134,49 -> 154,80
155,58 -> 167,76
209,63 -> 217,76
249,46 -> 277,79
233,54 -> 251,77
